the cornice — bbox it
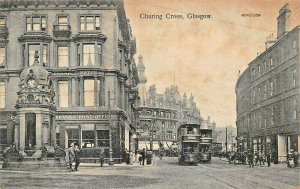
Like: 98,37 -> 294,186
72,32 -> 107,43
0,0 -> 118,11
18,32 -> 52,43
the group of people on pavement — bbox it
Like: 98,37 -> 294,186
228,149 -> 299,168
67,142 -> 81,171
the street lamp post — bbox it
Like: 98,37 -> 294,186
108,91 -> 114,166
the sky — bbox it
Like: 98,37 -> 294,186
124,0 -> 300,128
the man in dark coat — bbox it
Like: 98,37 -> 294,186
248,151 -> 254,168
99,148 -> 105,167
141,148 -> 146,166
266,152 -> 271,167
74,144 -> 80,171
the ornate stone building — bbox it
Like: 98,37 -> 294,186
0,0 -> 139,163
236,4 -> 299,162
137,55 -> 202,151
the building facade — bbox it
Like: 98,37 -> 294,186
236,4 -> 299,162
0,0 -> 139,163
137,55 -> 202,151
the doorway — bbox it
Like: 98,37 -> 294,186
25,113 -> 36,149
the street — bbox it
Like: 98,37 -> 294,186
0,157 -> 299,189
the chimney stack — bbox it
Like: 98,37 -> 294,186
277,4 -> 291,39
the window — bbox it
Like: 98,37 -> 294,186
293,69 -> 297,87
270,81 -> 273,96
264,84 -> 267,99
97,130 -> 109,147
119,49 -> 123,71
56,127 -> 60,146
83,44 -> 95,66
80,15 -> 100,31
58,81 -> 68,107
66,128 -> 79,147
58,16 -> 68,30
264,61 -> 267,69
162,121 -> 165,128
82,124 -> 95,148
0,17 -> 5,27
0,82 -> 5,108
293,40 -> 297,55
162,132 -> 165,139
258,65 -> 261,74
252,68 -> 256,77
153,111 -> 157,116
270,58 -> 273,67
293,99 -> 297,120
0,128 -> 7,150
0,47 -> 5,66
26,16 -> 46,32
173,133 -> 176,140
160,111 -> 165,117
28,44 -> 48,66
270,107 -> 274,126
252,90 -> 256,104
97,44 -> 102,66
57,46 -> 69,67
84,79 -> 95,106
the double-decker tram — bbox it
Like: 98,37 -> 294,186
177,124 -> 201,165
199,128 -> 212,163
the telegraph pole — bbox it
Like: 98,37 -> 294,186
108,91 -> 114,166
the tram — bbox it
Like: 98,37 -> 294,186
199,128 -> 212,163
177,124 -> 201,165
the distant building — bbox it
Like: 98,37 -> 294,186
216,126 -> 237,152
137,55 -> 202,150
236,4 -> 299,162
0,0 -> 139,163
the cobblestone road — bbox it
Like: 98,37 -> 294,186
0,157 -> 299,189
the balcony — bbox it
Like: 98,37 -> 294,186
0,26 -> 8,39
53,25 -> 71,38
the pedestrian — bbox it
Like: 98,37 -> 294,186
248,151 -> 254,168
293,150 -> 299,168
99,148 -> 105,167
74,144 -> 80,171
266,152 -> 271,167
67,142 -> 75,171
254,152 -> 259,166
258,151 -> 263,165
124,149 -> 130,165
141,148 -> 146,166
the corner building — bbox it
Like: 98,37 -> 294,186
137,56 -> 202,151
0,0 -> 139,163
236,4 -> 299,162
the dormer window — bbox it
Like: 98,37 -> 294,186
26,16 -> 47,32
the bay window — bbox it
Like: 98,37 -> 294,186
84,79 -> 95,106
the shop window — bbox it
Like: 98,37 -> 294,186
66,128 -> 79,147
97,130 -> 109,147
84,79 -> 95,106
26,16 -> 47,32
82,124 -> 95,148
0,82 -> 5,108
80,15 -> 100,31
58,81 -> 68,107
0,47 -> 5,67
57,46 -> 69,67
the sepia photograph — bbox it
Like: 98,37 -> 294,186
0,0 -> 299,188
